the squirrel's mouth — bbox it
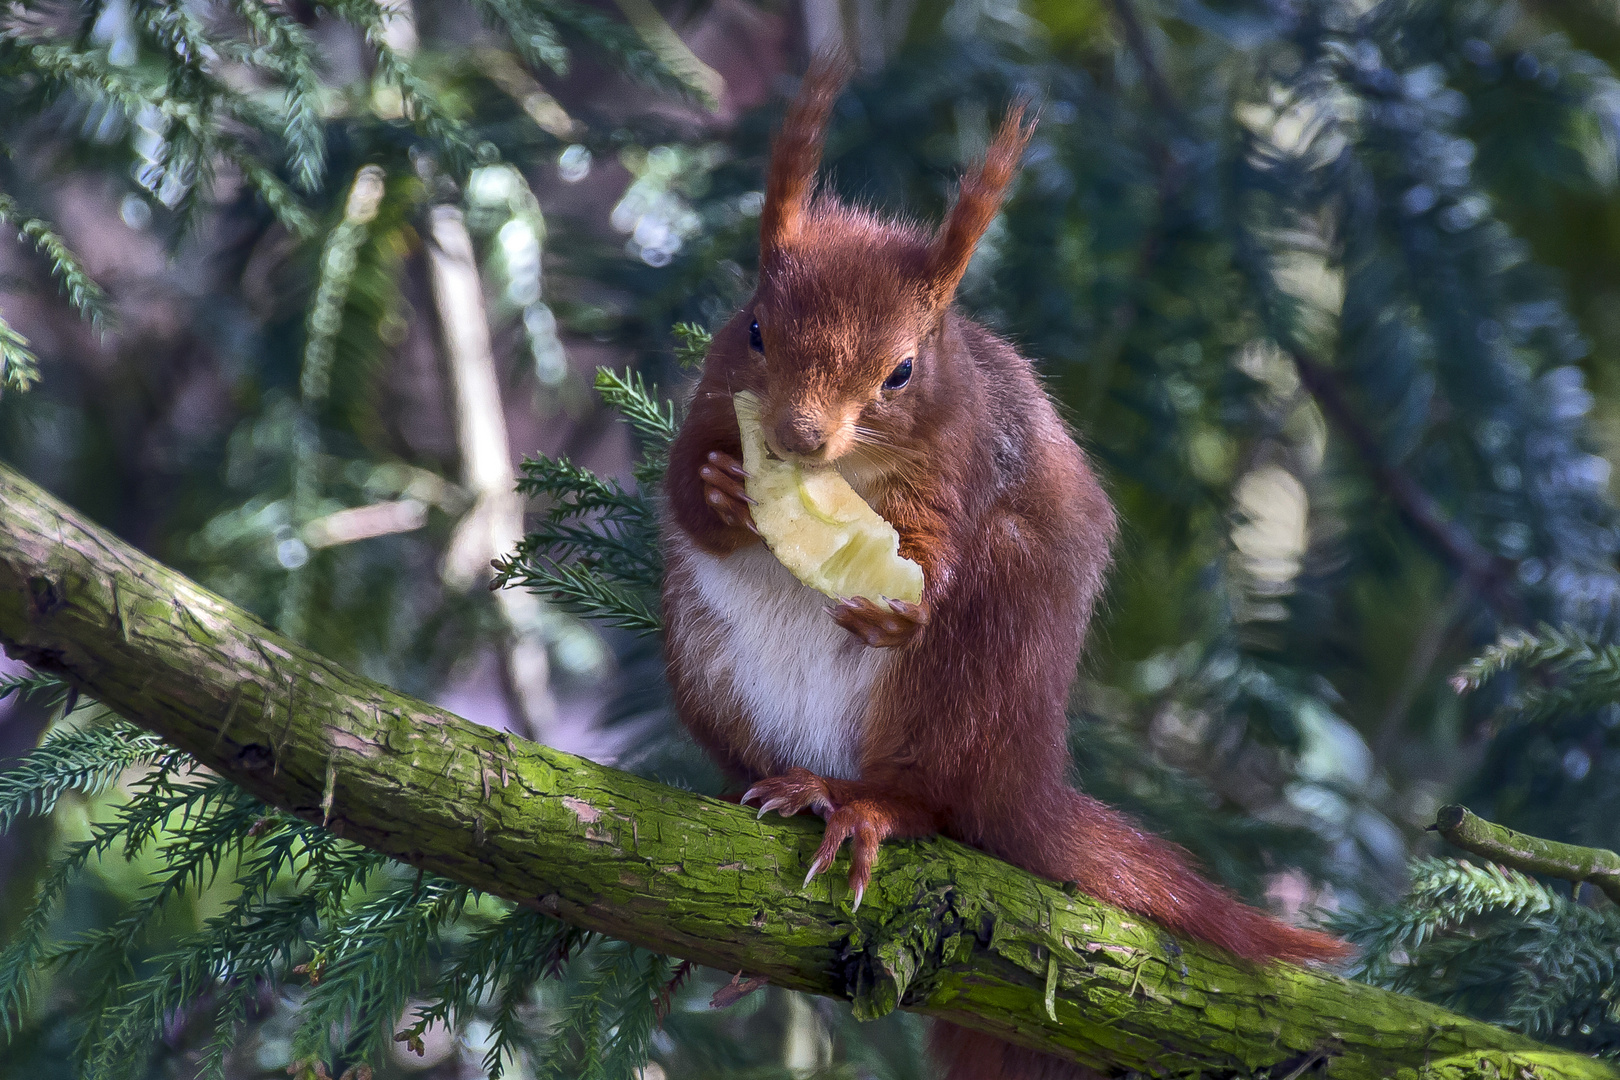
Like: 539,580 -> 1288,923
759,437 -> 875,499
761,438 -> 838,469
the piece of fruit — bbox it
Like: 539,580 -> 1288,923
733,391 -> 924,605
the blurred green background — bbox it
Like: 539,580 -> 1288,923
8,0 -> 1620,1073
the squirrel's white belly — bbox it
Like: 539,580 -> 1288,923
676,541 -> 890,780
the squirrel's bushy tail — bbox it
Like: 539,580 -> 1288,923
1049,787 -> 1349,964
967,784 -> 1349,964
930,1025 -> 1105,1080
931,785 -> 1349,1077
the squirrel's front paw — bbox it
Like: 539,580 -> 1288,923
698,450 -> 757,534
829,597 -> 927,648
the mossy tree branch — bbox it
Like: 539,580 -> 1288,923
1434,804 -> 1620,904
0,460 -> 1613,1079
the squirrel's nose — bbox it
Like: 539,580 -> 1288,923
774,415 -> 827,457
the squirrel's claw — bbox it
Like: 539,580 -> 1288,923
803,851 -> 834,887
806,804 -> 887,910
829,596 -> 927,648
740,768 -> 834,820
752,796 -> 793,819
707,450 -> 750,482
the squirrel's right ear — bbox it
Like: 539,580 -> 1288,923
925,102 -> 1036,311
759,51 -> 852,268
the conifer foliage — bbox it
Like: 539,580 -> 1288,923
490,366 -> 680,635
1344,628 -> 1620,1056
0,671 -> 682,1078
0,0 -> 716,1069
1343,856 -> 1620,1055
10,0 -> 1620,1073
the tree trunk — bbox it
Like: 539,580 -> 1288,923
0,461 -> 1611,1080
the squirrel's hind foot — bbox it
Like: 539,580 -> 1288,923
804,802 -> 892,910
743,768 -> 921,912
742,767 -> 834,820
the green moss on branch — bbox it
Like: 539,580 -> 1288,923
0,461 -> 1613,1078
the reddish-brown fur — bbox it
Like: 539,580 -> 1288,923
660,55 -> 1350,1080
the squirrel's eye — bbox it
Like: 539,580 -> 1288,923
883,358 -> 913,391
748,320 -> 764,353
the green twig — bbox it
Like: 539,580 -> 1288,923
1433,805 -> 1620,904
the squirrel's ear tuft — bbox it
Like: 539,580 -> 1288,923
760,51 -> 851,268
926,102 -> 1036,309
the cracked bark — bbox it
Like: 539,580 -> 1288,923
0,461 -> 1611,1079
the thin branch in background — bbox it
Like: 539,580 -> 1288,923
610,0 -> 724,111
1287,348 -> 1519,621
1101,0 -> 1189,131
283,164 -> 389,639
478,48 -> 582,139
1371,578 -> 1471,764
1432,804 -> 1620,904
403,0 -> 559,743
426,203 -> 557,740
1102,0 -> 1518,622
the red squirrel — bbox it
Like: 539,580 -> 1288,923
660,55 -> 1349,1079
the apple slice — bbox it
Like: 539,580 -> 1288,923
732,391 -> 924,606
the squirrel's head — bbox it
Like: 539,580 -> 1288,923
722,53 -> 1034,472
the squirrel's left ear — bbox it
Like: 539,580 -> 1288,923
925,102 -> 1036,310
